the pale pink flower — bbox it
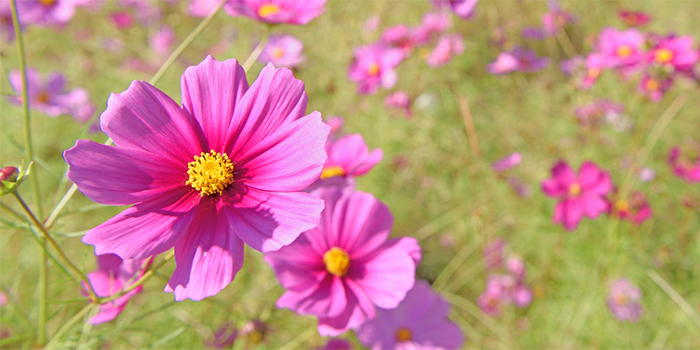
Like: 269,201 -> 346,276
488,47 -> 549,74
483,238 -> 505,270
541,161 -> 613,231
487,51 -> 519,75
65,56 -> 330,301
426,34 -> 464,68
413,11 -> 449,45
492,152 -> 522,173
385,91 -> 411,117
0,0 -> 20,41
310,134 -> 383,190
258,34 -> 305,68
348,43 -> 403,94
607,278 -> 643,322
638,75 -> 672,102
17,0 -> 81,27
363,15 -> 380,34
150,26 -> 176,59
265,188 -> 421,336
224,0 -> 326,25
597,28 -> 645,68
325,116 -> 344,138
381,25 -> 421,57
357,280 -> 465,350
542,0 -> 574,36
431,0 -> 478,20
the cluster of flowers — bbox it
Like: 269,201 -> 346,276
478,239 -> 533,316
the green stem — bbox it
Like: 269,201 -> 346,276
9,1 -> 47,344
44,304 -> 94,350
242,31 -> 270,72
12,192 -> 98,301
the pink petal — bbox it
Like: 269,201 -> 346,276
82,188 -> 198,259
180,56 -> 249,152
330,190 -> 393,258
318,283 -> 374,336
264,235 -> 326,292
64,140 -> 186,206
541,178 -> 567,198
237,111 -> 330,192
224,188 -> 324,252
100,80 -> 203,161
581,195 -> 609,219
563,198 -> 584,231
276,275 -> 347,318
165,198 -> 245,301
551,161 -> 575,185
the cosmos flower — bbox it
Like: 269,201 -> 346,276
381,25 -> 421,57
385,91 -> 412,117
596,28 -> 645,68
205,323 -> 238,349
17,0 -> 81,27
188,0 -> 220,17
487,51 -> 520,75
310,134 -> 383,190
608,191 -> 652,225
607,278 -> 643,322
618,10 -> 651,27
8,69 -> 95,123
541,161 -> 613,231
224,0 -> 326,25
579,53 -> 606,89
541,0 -> 574,36
0,0 -> 19,42
647,36 -> 699,71
64,56 -> 330,301
426,34 -> 464,68
492,152 -> 522,173
265,187 -> 421,336
478,274 -> 532,316
348,43 -> 404,94
574,99 -> 625,129
413,11 -> 450,45
559,55 -> 585,76
258,34 -> 305,68
109,12 -> 133,29
638,74 -> 672,102
668,147 -> 700,183
356,280 -> 465,350
325,115 -> 344,138
487,47 -> 549,74
83,254 -> 151,324
431,0 -> 478,20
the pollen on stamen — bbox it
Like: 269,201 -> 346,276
185,150 -> 234,196
323,247 -> 350,277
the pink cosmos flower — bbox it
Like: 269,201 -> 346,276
188,0 -> 219,17
224,0 -> 326,25
83,254 -> 150,324
487,47 -> 549,74
258,34 -> 305,68
521,27 -> 545,40
426,34 -> 464,68
363,15 -> 380,34
577,53 -> 606,89
385,91 -> 412,117
431,0 -> 478,20
381,25 -> 421,57
8,69 -> 95,123
309,134 -> 383,190
668,147 -> 700,183
150,26 -> 176,59
542,0 -> 574,36
0,0 -> 19,42
483,238 -> 504,270
348,43 -> 404,94
638,75 -> 672,102
478,273 -> 532,316
64,56 -> 330,301
357,280 -> 465,350
487,51 -> 519,75
618,10 -> 651,27
609,191 -> 652,225
574,99 -> 625,129
607,278 -> 643,322
477,279 -> 506,316
560,55 -> 585,76
541,161 -> 613,231
265,187 -> 421,336
492,152 -> 522,173
17,0 -> 80,27
506,255 -> 526,280
648,36 -> 699,71
109,12 -> 133,29
597,28 -> 645,68
413,11 -> 449,45
638,167 -> 656,182
119,0 -> 161,24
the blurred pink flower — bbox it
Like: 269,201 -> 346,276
648,35 -> 699,71
521,26 -> 545,40
508,176 -> 531,198
431,0 -> 478,20
8,69 -> 95,124
320,339 -> 352,350
413,11 -> 450,45
0,0 -> 20,41
150,26 -> 176,58
488,47 -> 549,74
560,55 -> 585,76
65,56 -> 330,301
618,10 -> 651,27
206,323 -> 238,349
224,0 -> 326,25
541,161 -> 613,231
487,51 -> 519,75
258,34 -> 305,68
188,0 -> 219,17
637,167 -> 656,182
579,53 -> 606,89
0,290 -> 6,307
609,191 -> 652,225
483,238 -> 505,270
638,75 -> 672,102
385,91 -> 412,117
574,99 -> 625,129
83,254 -> 151,324
492,152 -> 522,173
479,273 -> 532,316
381,25 -> 421,57
265,188 -> 421,336
597,28 -> 645,68
668,147 -> 700,183
17,0 -> 80,27
363,15 -> 380,34
542,0 -> 574,36
357,280 -> 465,350
309,134 -> 383,190
506,255 -> 526,279
109,12 -> 133,29
325,116 -> 344,138
348,43 -> 403,94
426,34 -> 464,68
607,278 -> 643,322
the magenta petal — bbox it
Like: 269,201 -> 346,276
65,140 -> 186,206
226,188 -> 324,252
180,56 -> 249,152
100,80 -> 202,161
238,111 -> 330,192
264,235 -> 326,292
82,189 -> 197,259
276,275 -> 347,318
581,195 -> 608,219
226,63 -> 310,154
317,284 -> 374,336
541,178 -> 566,198
563,199 -> 584,230
351,237 -> 419,309
551,161 -> 575,185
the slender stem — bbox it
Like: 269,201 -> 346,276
242,32 -> 270,72
98,251 -> 174,304
9,1 -> 47,344
647,269 -> 700,330
12,192 -> 98,301
44,304 -> 94,350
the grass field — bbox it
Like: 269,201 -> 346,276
1,0 -> 700,349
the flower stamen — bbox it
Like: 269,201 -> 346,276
186,150 -> 234,196
258,3 -> 280,18
320,165 -> 346,180
323,247 -> 350,277
395,327 -> 412,342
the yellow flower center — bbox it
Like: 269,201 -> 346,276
323,247 -> 350,277
272,48 -> 285,59
616,45 -> 632,57
615,199 -> 629,212
37,91 -> 50,103
367,62 -> 380,77
645,78 -> 659,91
257,3 -> 280,18
587,67 -> 601,79
320,165 -> 346,180
395,327 -> 412,342
568,183 -> 581,196
614,292 -> 628,305
39,0 -> 56,6
654,48 -> 674,63
186,150 -> 234,196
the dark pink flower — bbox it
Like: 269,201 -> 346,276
668,147 -> 700,183
431,0 -> 478,20
638,74 -> 672,102
224,0 -> 326,25
647,36 -> 698,71
64,56 -> 330,301
357,280 -> 464,350
348,43 -> 404,94
258,34 -> 305,68
83,254 -> 151,324
609,191 -> 652,225
109,12 -> 133,29
426,34 -> 464,68
541,161 -> 613,231
8,69 -> 95,124
492,152 -> 522,173
597,28 -> 645,68
265,188 -> 421,336
618,10 -> 651,27
607,278 -> 643,322
385,91 -> 411,117
320,339 -> 351,350
309,134 -> 383,190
